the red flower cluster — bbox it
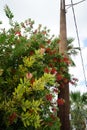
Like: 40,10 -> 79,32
46,94 -> 53,101
51,68 -> 57,74
57,98 -> 65,105
56,74 -> 63,81
44,67 -> 50,73
63,56 -> 71,65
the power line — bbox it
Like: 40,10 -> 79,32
70,0 -> 87,87
66,0 -> 86,6
66,0 -> 86,10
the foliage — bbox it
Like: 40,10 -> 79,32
70,91 -> 87,130
0,5 -> 78,130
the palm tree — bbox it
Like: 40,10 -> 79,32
67,38 -> 80,56
70,91 -> 87,130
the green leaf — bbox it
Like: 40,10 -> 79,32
4,5 -> 14,19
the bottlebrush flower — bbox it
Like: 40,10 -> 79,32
57,98 -> 65,105
63,56 -> 71,65
51,68 -> 57,74
56,74 -> 63,81
44,67 -> 50,73
46,94 -> 53,101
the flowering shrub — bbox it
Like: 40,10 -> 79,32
0,5 -> 78,130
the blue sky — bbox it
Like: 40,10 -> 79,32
0,0 -> 87,93
83,39 -> 87,47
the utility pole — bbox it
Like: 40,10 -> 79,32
58,0 -> 70,130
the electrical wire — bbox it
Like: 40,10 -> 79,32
66,0 -> 86,10
66,0 -> 86,7
70,0 -> 87,87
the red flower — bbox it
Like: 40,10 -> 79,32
53,57 -> 57,62
63,78 -> 69,84
29,51 -> 34,56
48,63 -> 53,67
44,67 -> 50,73
56,74 -> 63,81
63,57 -> 71,65
30,78 -> 35,85
53,88 -> 58,93
33,29 -> 37,34
50,114 -> 57,120
42,31 -> 46,35
57,98 -> 65,105
9,112 -> 17,124
47,39 -> 51,44
15,31 -> 21,36
51,68 -> 57,74
46,94 -> 53,101
45,48 -> 51,53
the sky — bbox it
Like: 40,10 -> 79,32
0,0 -> 87,93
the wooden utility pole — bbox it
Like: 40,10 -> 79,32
58,0 -> 70,130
